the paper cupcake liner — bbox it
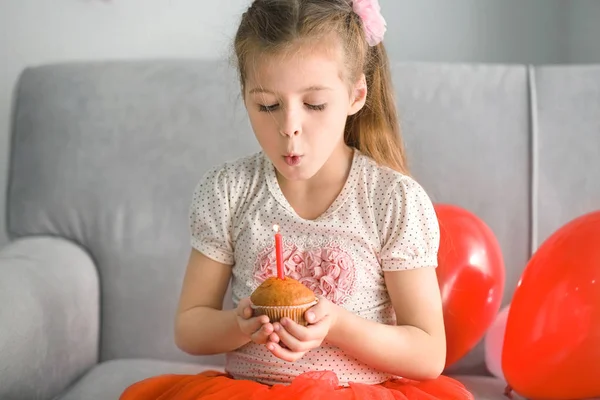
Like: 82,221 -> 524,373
251,300 -> 318,326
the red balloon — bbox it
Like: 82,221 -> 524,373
502,210 -> 600,400
434,204 -> 506,368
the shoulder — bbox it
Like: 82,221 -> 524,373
358,154 -> 441,269
190,152 -> 265,219
195,151 -> 264,193
201,151 -> 263,181
357,151 -> 432,204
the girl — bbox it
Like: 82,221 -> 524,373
121,0 -> 473,399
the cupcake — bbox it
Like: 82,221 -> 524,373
250,277 -> 318,326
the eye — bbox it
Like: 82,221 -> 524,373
259,104 -> 279,112
306,103 -> 326,111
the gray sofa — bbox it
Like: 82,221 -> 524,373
1,59 -> 598,400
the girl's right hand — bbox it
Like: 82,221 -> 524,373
236,297 -> 274,344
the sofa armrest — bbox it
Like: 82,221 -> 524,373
0,236 -> 99,400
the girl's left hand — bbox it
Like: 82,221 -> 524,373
266,297 -> 339,362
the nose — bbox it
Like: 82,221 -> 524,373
279,107 -> 301,137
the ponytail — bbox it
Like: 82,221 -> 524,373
344,43 -> 409,175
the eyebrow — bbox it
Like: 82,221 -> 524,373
248,85 -> 332,95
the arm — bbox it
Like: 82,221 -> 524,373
174,248 -> 273,355
174,248 -> 244,354
268,267 -> 446,381
267,177 -> 445,380
327,176 -> 446,379
0,237 -> 99,400
328,266 -> 446,380
177,164 -> 265,355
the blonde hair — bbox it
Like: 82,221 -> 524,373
233,0 -> 409,175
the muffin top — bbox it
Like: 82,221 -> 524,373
250,277 -> 316,307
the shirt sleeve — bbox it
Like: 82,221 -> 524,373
379,176 -> 440,271
188,165 -> 235,265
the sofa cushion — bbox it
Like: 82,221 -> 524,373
450,375 -> 525,400
8,59 -> 253,365
57,359 -> 221,400
55,359 -> 519,400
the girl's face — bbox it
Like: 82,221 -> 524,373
243,41 -> 366,182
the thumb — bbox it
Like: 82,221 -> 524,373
237,297 -> 253,317
304,297 -> 326,324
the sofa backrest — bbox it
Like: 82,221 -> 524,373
531,65 -> 600,247
393,63 -> 531,375
7,59 -> 600,376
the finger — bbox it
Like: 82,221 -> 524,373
268,332 -> 280,343
253,314 -> 270,324
276,322 -> 323,353
242,315 -> 269,337
236,298 -> 252,317
266,341 -> 305,363
239,306 -> 252,320
273,322 -> 305,352
251,314 -> 270,327
250,322 -> 274,344
280,317 -> 329,342
304,298 -> 327,324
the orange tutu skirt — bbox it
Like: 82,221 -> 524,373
120,370 -> 474,400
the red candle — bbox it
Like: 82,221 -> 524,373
273,224 -> 284,280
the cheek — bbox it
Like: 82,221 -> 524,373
248,111 -> 274,134
319,104 -> 350,131
247,113 -> 281,154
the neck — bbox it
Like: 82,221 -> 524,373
275,143 -> 354,221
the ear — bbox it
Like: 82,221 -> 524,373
348,74 -> 367,116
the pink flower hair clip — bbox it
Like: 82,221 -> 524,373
352,0 -> 387,47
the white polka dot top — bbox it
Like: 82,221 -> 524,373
189,149 -> 440,386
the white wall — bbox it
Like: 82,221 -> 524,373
388,0 -> 567,64
567,0 -> 600,64
0,0 -> 599,248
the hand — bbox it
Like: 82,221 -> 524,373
236,297 -> 273,345
267,297 -> 339,362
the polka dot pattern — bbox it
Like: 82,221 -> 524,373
189,149 -> 440,386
